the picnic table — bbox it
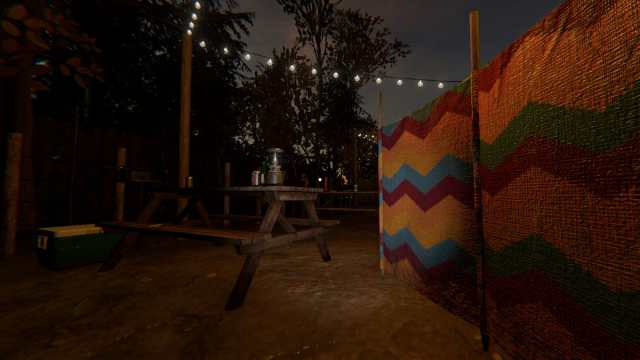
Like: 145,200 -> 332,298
98,186 -> 338,310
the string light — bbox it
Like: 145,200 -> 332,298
192,13 -> 198,21
194,1 -> 201,10
311,68 -> 318,76
354,75 -> 361,83
223,47 -> 229,55
189,22 -> 194,29
244,53 -> 251,61
438,82 -> 445,89
376,77 -> 383,85
187,29 -> 192,36
289,64 -> 296,72
199,40 -> 206,48
396,79 -> 403,86
332,71 -> 339,79
417,80 -> 424,88
267,58 -> 273,66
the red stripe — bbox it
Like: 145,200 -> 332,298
488,270 -> 640,359
382,91 -> 472,149
480,135 -> 640,197
382,176 -> 473,211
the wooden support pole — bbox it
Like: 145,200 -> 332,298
469,10 -> 489,352
178,32 -> 193,213
377,89 -> 385,273
2,133 -> 23,257
224,162 -> 231,227
353,132 -> 358,192
114,147 -> 127,222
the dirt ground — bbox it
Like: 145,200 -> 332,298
0,215 -> 500,360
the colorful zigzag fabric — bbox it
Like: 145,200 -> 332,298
380,0 -> 640,358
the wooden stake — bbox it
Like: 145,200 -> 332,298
178,32 -> 193,213
114,147 -> 127,222
2,133 -> 23,257
469,10 -> 489,352
223,162 -> 231,227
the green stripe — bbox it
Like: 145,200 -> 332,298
488,235 -> 640,343
480,80 -> 640,169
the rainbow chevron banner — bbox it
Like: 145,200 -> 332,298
380,0 -> 640,358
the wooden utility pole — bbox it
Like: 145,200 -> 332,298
114,147 -> 127,222
469,10 -> 489,352
178,32 -> 193,212
3,133 -> 23,257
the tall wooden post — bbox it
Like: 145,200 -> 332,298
353,133 -> 358,192
3,133 -> 23,257
178,32 -> 193,212
114,147 -> 127,222
377,89 -> 385,274
469,10 -> 489,352
16,54 -> 36,232
223,162 -> 231,227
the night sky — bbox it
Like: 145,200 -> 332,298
237,0 -> 563,125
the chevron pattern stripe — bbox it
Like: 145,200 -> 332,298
380,0 -> 640,358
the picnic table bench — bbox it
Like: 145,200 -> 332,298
99,186 -> 338,310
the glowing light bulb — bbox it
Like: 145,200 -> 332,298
199,40 -> 206,48
189,22 -> 194,29
244,53 -> 251,61
438,82 -> 445,89
311,68 -> 318,76
354,75 -> 361,83
195,1 -> 201,10
289,64 -> 296,72
417,80 -> 424,88
187,29 -> 192,36
376,77 -> 383,85
396,79 -> 403,86
332,71 -> 339,79
192,13 -> 198,21
267,58 -> 273,66
223,47 -> 229,55
318,177 -> 323,182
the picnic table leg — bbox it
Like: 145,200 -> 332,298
225,252 -> 262,311
304,200 -> 332,262
98,231 -> 130,272
226,200 -> 282,310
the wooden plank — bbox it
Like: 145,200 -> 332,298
209,214 -> 339,227
99,222 -> 267,242
316,207 -> 377,213
239,227 -> 327,254
304,201 -> 332,262
217,186 -> 323,193
2,133 -> 23,257
114,147 -> 127,222
277,214 -> 296,233
258,201 -> 282,233
272,191 -> 318,201
225,253 -> 262,311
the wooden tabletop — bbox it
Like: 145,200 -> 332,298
216,186 -> 323,193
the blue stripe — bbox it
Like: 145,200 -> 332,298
383,228 -> 463,269
382,155 -> 471,193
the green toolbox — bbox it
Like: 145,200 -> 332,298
35,224 -> 122,270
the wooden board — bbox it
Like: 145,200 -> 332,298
99,222 -> 268,242
216,186 -> 323,193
